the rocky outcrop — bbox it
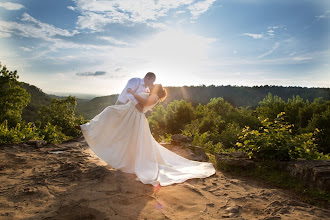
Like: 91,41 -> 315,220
280,160 -> 330,192
215,152 -> 256,170
215,151 -> 330,192
170,134 -> 193,146
160,134 -> 209,162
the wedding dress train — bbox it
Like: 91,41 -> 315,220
80,92 -> 215,186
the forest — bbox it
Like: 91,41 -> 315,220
1,63 -> 329,161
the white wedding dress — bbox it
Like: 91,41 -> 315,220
80,92 -> 215,186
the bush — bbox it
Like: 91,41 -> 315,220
0,120 -> 42,144
148,104 -> 167,140
40,122 -> 70,144
38,96 -> 84,138
304,106 -> 330,154
0,120 -> 69,144
164,100 -> 195,134
236,112 -> 328,161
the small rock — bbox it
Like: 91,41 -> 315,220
263,216 -> 281,220
186,145 -> 209,162
230,151 -> 248,159
25,140 -> 47,148
226,205 -> 242,214
171,134 -> 193,145
206,203 -> 215,207
216,154 -> 255,170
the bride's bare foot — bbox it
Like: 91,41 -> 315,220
74,125 -> 81,131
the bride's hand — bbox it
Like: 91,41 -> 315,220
127,88 -> 134,94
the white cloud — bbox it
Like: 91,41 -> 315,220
316,10 -> 330,20
176,10 -> 186,14
20,13 -> 78,37
73,0 -> 214,31
0,31 -> 11,38
0,2 -> 24,10
258,42 -> 280,59
0,13 -> 79,45
99,36 -> 130,46
20,47 -> 33,52
242,33 -> 263,39
188,0 -> 216,19
267,29 -> 275,36
292,57 -> 313,61
67,6 -> 75,11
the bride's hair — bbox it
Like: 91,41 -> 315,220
152,84 -> 167,102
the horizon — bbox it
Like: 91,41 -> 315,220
40,83 -> 329,100
1,0 -> 329,95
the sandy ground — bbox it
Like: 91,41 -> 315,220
0,138 -> 329,220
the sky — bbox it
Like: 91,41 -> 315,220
0,0 -> 329,97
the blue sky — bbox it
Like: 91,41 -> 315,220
0,0 -> 329,96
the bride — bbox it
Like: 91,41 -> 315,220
79,84 -> 215,186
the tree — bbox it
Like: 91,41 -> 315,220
0,63 -> 31,127
38,96 -> 84,138
257,93 -> 285,120
165,100 -> 195,134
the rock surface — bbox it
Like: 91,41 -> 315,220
216,151 -> 330,192
0,138 -> 329,219
281,160 -> 330,192
166,134 -> 209,162
216,152 -> 256,170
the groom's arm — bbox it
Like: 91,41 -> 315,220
125,78 -> 139,105
125,78 -> 144,112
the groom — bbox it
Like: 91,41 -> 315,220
115,72 -> 156,112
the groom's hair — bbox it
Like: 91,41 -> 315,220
145,72 -> 156,80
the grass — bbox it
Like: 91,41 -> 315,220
217,160 -> 330,209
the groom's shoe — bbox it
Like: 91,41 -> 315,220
74,125 -> 81,131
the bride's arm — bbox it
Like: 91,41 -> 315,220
128,89 -> 157,106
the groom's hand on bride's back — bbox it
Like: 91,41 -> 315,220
135,103 -> 144,112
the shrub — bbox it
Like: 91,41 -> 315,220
0,120 -> 69,144
40,122 -> 70,144
165,100 -> 195,134
0,120 -> 42,144
38,96 -> 84,137
236,112 -> 328,161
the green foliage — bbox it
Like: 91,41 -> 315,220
0,120 -> 42,144
304,105 -> 330,154
182,98 -> 258,151
165,100 -> 196,134
39,123 -> 70,144
257,93 -> 286,121
148,104 -> 167,140
0,63 -> 31,127
236,112 -> 328,161
38,96 -> 84,138
218,122 -> 242,149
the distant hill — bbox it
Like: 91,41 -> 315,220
75,85 -> 329,119
20,83 -> 90,122
75,95 -> 119,119
21,83 -> 52,122
20,82 -> 329,121
162,85 -> 330,108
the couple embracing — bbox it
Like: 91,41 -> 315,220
78,72 -> 215,186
